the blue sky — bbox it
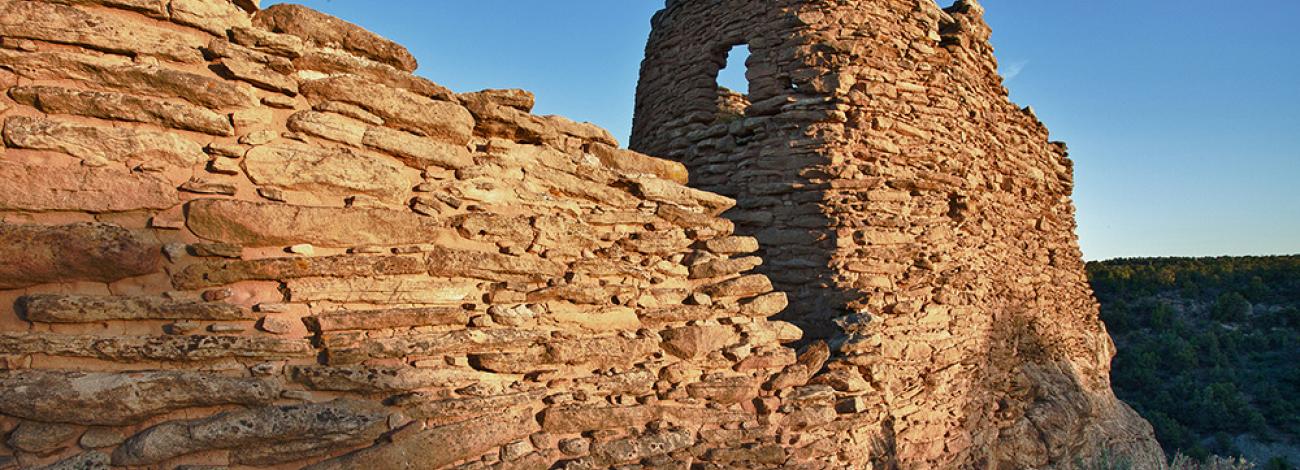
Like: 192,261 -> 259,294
273,1 -> 1299,261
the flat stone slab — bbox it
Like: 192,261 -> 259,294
0,222 -> 161,289
17,294 -> 249,323
0,370 -> 280,426
186,199 -> 450,247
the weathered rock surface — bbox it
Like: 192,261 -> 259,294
10,86 -> 234,135
0,162 -> 177,212
0,1 -> 206,63
17,294 -> 249,322
0,222 -> 160,289
253,3 -> 418,72
289,365 -> 515,393
243,140 -> 412,202
112,399 -> 388,466
0,332 -> 312,361
300,75 -> 473,143
304,408 -> 539,470
285,276 -> 477,304
32,451 -> 110,470
186,199 -> 446,247
425,246 -> 564,282
305,306 -> 469,332
363,125 -> 474,170
7,420 -> 81,454
0,370 -> 280,426
174,254 -> 425,289
3,115 -> 207,167
0,49 -> 253,108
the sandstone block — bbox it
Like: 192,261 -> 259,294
327,328 -> 550,364
587,142 -> 688,184
303,408 -> 539,470
78,427 -> 127,449
0,49 -> 253,108
460,95 -> 556,143
10,86 -> 233,136
168,0 -> 252,37
363,125 -> 474,170
286,276 -> 478,304
186,199 -> 447,247
540,405 -> 656,433
656,204 -> 735,234
459,89 -> 535,112
0,161 -> 177,212
545,335 -> 659,366
48,0 -> 168,18
702,444 -> 789,465
243,141 -> 412,203
454,213 -> 537,245
286,110 -> 367,145
0,1 -> 206,63
619,228 -> 692,255
574,430 -> 695,467
632,178 -> 735,216
550,305 -> 641,331
577,369 -> 658,394
686,376 -> 756,405
289,365 -> 517,393
300,75 -> 473,143
392,389 -> 544,426
112,399 -> 387,466
173,254 -> 426,289
0,222 -> 160,289
16,294 -> 248,322
7,420 -> 81,455
767,341 -> 830,390
0,332 -> 312,362
703,236 -> 761,254
306,306 -> 470,332
527,283 -> 633,305
0,370 -> 280,426
425,246 -> 566,283
214,57 -> 298,95
702,274 -> 774,298
636,305 -> 722,325
293,49 -> 454,100
661,325 -> 740,359
229,25 -> 304,57
689,256 -> 762,279
3,115 -> 206,167
738,292 -> 790,317
32,451 -> 110,470
253,4 -> 418,72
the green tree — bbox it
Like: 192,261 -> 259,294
1211,292 -> 1251,323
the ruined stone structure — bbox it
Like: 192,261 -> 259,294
0,0 -> 1161,468
632,0 -> 1163,468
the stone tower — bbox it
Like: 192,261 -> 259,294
633,0 -> 1165,468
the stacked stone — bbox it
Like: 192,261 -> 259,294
0,1 -> 808,468
633,0 -> 1165,468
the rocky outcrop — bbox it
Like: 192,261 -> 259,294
0,1 -> 797,467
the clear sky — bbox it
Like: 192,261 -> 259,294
272,1 -> 1299,261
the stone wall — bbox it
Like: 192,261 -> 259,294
0,1 -> 815,468
632,0 -> 1165,468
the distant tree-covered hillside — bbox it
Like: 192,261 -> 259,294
1088,256 -> 1300,468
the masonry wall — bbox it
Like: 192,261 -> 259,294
0,1 -> 822,468
632,0 -> 1165,468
